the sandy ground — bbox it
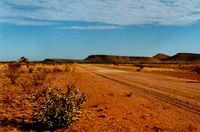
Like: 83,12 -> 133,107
1,64 -> 200,131
67,64 -> 200,132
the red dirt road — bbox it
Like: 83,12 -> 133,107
87,65 -> 200,113
68,64 -> 200,132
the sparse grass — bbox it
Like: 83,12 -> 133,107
53,67 -> 63,73
32,70 -> 47,86
0,62 -> 85,131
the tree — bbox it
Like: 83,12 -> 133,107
19,56 -> 28,62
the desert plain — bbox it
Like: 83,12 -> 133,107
0,60 -> 200,132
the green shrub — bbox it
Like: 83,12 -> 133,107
31,85 -> 86,131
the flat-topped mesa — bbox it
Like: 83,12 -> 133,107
84,55 -> 160,63
42,52 -> 200,63
165,53 -> 200,62
43,59 -> 81,63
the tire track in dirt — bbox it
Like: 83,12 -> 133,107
81,65 -> 200,115
94,72 -> 200,115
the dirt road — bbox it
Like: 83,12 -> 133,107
69,64 -> 200,131
82,64 -> 200,115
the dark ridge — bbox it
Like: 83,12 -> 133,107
153,53 -> 170,61
164,53 -> 200,62
84,55 -> 160,63
43,59 -> 81,63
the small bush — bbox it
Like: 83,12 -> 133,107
28,67 -> 34,73
31,85 -> 86,131
32,70 -> 47,86
7,62 -> 21,84
192,66 -> 200,74
64,64 -> 71,72
53,67 -> 63,73
135,64 -> 144,72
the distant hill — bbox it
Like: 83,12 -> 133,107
43,59 -> 81,63
42,53 -> 200,64
153,53 -> 170,61
84,55 -> 160,63
165,53 -> 200,62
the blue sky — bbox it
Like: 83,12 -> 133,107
0,0 -> 200,61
